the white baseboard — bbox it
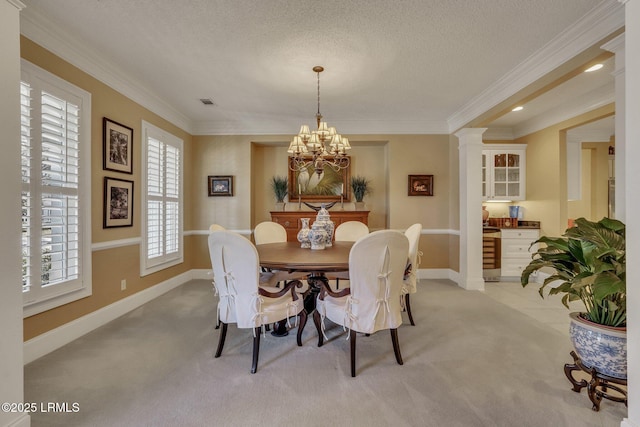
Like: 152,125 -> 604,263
3,412 -> 30,427
418,268 -> 459,283
24,270 -> 194,365
621,419 -> 640,427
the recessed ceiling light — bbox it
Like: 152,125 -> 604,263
512,106 -> 524,112
585,64 -> 603,72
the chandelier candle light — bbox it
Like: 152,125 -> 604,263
288,66 -> 351,178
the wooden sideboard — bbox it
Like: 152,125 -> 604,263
270,211 -> 370,242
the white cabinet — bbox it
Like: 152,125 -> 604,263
500,228 -> 539,278
482,144 -> 526,201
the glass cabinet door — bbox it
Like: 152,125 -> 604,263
484,149 -> 525,201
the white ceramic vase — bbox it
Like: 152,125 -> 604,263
569,312 -> 627,379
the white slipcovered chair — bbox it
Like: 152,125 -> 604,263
334,221 -> 369,242
253,221 -> 287,245
329,221 -> 370,287
402,223 -> 423,326
253,221 -> 308,288
313,230 -> 409,377
208,230 -> 307,373
209,223 -> 226,232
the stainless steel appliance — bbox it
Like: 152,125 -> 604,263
482,227 -> 501,281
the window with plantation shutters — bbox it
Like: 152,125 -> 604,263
21,60 -> 92,317
141,121 -> 183,275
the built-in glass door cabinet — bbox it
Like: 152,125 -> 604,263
482,144 -> 527,201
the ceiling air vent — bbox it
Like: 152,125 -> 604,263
199,98 -> 215,106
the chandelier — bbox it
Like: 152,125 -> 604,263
288,66 -> 351,177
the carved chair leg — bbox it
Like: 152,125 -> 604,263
297,310 -> 308,346
214,322 -> 228,358
251,327 -> 261,374
313,310 -> 324,347
390,328 -> 403,365
350,329 -> 357,377
405,294 -> 415,326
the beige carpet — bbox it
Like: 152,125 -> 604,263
25,279 -> 627,426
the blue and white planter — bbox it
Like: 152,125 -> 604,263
569,312 -> 627,379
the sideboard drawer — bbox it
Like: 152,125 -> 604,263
270,210 -> 369,242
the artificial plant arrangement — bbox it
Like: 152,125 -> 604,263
351,176 -> 371,203
521,217 -> 626,327
270,175 -> 288,203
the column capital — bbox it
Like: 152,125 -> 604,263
6,0 -> 26,10
455,127 -> 487,139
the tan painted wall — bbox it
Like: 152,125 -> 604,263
567,142 -> 610,222
22,37 -> 194,340
515,104 -> 614,237
192,134 -> 454,271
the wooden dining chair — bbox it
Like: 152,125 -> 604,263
313,230 -> 409,377
401,223 -> 423,326
208,230 -> 307,373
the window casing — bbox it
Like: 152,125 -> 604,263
21,60 -> 92,317
141,121 -> 183,275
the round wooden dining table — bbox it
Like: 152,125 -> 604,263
256,241 -> 353,336
256,241 -> 353,273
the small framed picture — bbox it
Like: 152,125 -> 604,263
208,175 -> 234,197
103,117 -> 133,174
408,175 -> 434,196
104,177 -> 134,228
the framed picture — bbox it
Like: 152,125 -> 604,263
208,175 -> 234,196
103,117 -> 133,174
104,177 -> 134,228
288,156 -> 351,202
408,174 -> 434,196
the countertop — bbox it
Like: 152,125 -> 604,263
483,220 -> 540,229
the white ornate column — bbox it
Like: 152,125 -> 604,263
455,128 -> 486,291
621,2 -> 639,427
0,2 -> 28,427
602,33 -> 625,222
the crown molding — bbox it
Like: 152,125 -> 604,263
7,0 -> 25,10
447,0 -> 624,133
19,5 -> 194,134
511,83 -> 614,138
192,119 -> 450,136
566,129 -> 613,143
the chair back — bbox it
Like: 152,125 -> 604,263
334,221 -> 369,242
404,223 -> 422,293
348,230 -> 409,333
209,223 -> 226,232
253,221 -> 287,245
208,230 -> 261,328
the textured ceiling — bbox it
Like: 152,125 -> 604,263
21,0 -> 615,136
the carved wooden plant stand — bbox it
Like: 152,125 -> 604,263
564,351 -> 627,411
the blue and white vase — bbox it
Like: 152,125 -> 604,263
569,312 -> 627,379
315,204 -> 335,247
297,218 -> 311,248
308,221 -> 327,250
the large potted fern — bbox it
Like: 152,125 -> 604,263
351,176 -> 371,210
521,217 -> 626,379
270,176 -> 288,211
